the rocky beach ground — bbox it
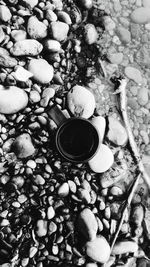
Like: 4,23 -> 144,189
0,0 -> 150,267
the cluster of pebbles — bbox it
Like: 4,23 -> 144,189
0,0 -> 150,267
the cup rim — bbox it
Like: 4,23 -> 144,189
55,117 -> 100,163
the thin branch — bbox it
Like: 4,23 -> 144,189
113,77 -> 150,190
110,173 -> 141,252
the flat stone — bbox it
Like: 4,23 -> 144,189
0,5 -> 12,22
50,21 -> 69,42
131,7 -> 150,24
28,58 -> 54,84
10,39 -> 43,56
27,16 -> 48,39
124,66 -> 142,84
137,87 -> 149,106
0,85 -> 28,114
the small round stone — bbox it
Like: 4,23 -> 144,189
26,160 -> 37,169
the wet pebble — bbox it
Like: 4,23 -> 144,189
47,206 -> 55,220
26,159 -> 36,169
36,220 -> 47,237
29,90 -> 41,103
58,182 -> 69,197
34,174 -> 45,185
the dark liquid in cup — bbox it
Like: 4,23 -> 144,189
57,119 -> 99,161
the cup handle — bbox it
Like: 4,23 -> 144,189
47,105 -> 67,126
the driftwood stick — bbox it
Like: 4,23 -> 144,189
110,173 -> 141,252
114,77 -> 150,190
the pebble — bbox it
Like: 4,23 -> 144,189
137,87 -> 149,106
11,30 -> 27,42
12,133 -> 36,158
91,116 -> 106,142
46,9 -> 57,22
143,0 -> 150,7
58,182 -> 69,197
44,39 -> 61,52
18,194 -> 27,204
36,220 -> 47,237
26,160 -> 36,169
58,11 -> 72,25
84,24 -> 98,45
107,116 -> 128,146
0,48 -> 18,68
0,26 -> 5,43
47,206 -> 55,220
110,186 -> 123,196
77,208 -> 98,241
40,87 -> 55,107
10,39 -> 43,56
29,91 -> 41,105
78,188 -> 91,204
68,180 -> 77,193
116,26 -> 131,43
28,58 -> 54,84
12,66 -> 33,82
21,0 -> 38,8
0,5 -> 12,22
103,16 -> 116,32
112,241 -> 138,255
0,85 -> 28,114
50,21 -> 69,42
107,52 -> 123,64
27,16 -> 48,39
89,144 -> 114,173
125,66 -> 142,83
29,246 -> 38,258
34,174 -> 45,185
67,85 -> 96,118
85,235 -> 110,263
131,7 -> 150,24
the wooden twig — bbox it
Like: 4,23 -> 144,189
110,173 -> 141,252
113,77 -> 150,190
